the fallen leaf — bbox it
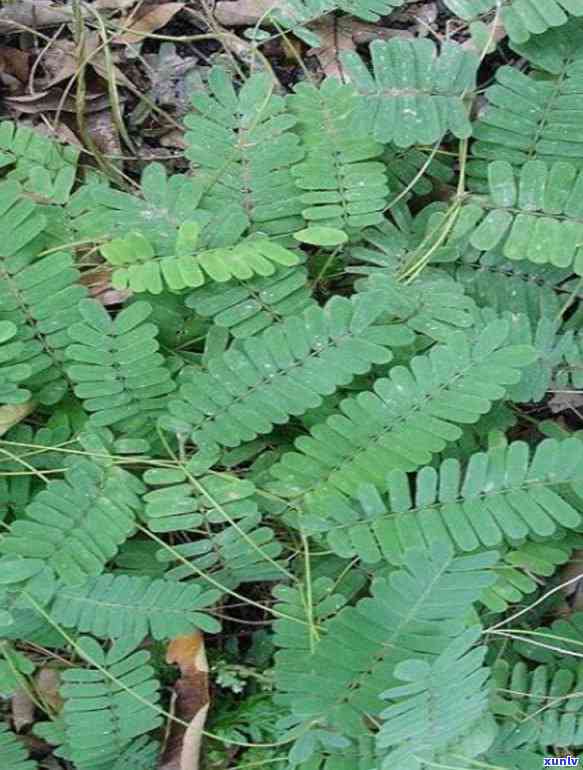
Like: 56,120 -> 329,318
90,53 -> 136,90
558,549 -> 583,615
11,689 -> 35,732
348,21 -> 412,45
79,31 -> 134,89
94,0 -> 138,8
215,0 -> 276,26
116,3 -> 185,45
0,46 -> 30,96
308,17 -> 409,80
37,40 -> 82,88
81,268 -> 131,306
5,92 -> 110,116
35,668 -> 63,714
85,109 -> 122,156
0,1 -> 86,34
160,130 -> 188,149
99,288 -> 133,305
214,0 -> 410,43
549,391 -> 583,415
159,632 -> 209,770
38,29 -> 128,96
0,47 -> 30,85
410,1 -> 437,37
308,17 -> 356,80
28,120 -> 84,149
143,43 -> 200,110
0,401 -> 36,437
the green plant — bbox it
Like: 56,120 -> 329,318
444,0 -> 583,44
0,122 -> 79,204
0,720 -> 36,769
246,0 -> 406,45
58,636 -> 162,770
5,12 -> 583,770
340,39 -> 478,146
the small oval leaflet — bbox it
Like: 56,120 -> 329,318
293,226 -> 349,247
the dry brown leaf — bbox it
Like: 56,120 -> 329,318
0,47 -> 30,96
89,52 -> 136,89
0,401 -> 36,437
29,120 -> 84,149
11,689 -> 35,732
554,549 -> 583,618
350,22 -> 412,45
116,3 -> 186,44
76,30 -> 134,90
215,0 -> 277,26
142,45 -> 200,111
5,91 -> 110,116
85,108 -> 123,172
0,73 -> 22,95
0,1 -> 85,34
561,549 -> 583,594
81,268 -> 131,306
159,632 -> 209,770
409,1 -> 437,37
94,0 -> 139,9
549,391 -> 583,415
35,668 -> 63,714
0,47 -> 30,85
308,17 -> 356,80
214,0 -> 409,39
38,40 -> 83,88
308,17 -> 409,80
99,287 -> 133,305
160,130 -> 188,149
35,34 -> 126,93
